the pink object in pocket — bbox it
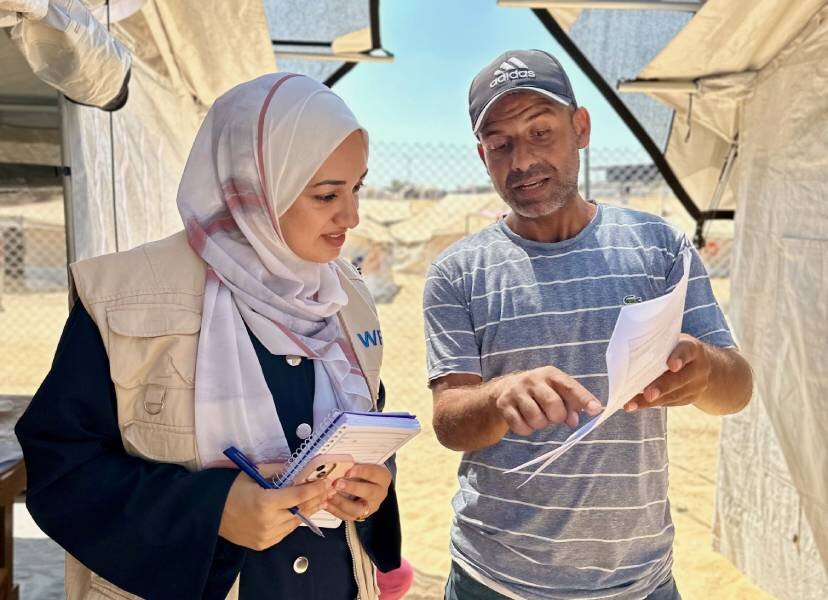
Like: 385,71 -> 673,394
376,558 -> 414,600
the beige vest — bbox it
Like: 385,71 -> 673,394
66,231 -> 383,600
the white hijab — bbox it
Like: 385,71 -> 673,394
177,74 -> 372,468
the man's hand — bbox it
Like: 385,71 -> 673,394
432,366 -> 604,452
219,470 -> 330,551
493,366 -> 603,436
625,333 -> 712,411
325,464 -> 392,522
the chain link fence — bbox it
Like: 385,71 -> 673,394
0,169 -> 68,397
0,142 -> 733,395
1,141 -> 746,594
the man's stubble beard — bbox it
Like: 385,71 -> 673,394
501,158 -> 580,219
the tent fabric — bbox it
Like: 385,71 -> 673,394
541,0 -> 824,217
87,0 -> 146,24
708,5 -> 828,596
640,0 -> 824,79
62,64 -> 201,260
0,26 -> 54,100
63,0 -> 277,260
146,0 -> 275,108
0,0 -> 46,27
7,0 -> 132,109
544,7 -> 692,151
0,30 -> 60,165
636,0 -> 826,213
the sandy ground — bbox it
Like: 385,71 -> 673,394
0,292 -> 68,396
1,275 -> 773,599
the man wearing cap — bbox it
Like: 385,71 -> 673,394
424,50 -> 753,600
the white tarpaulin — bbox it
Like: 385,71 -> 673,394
3,0 -> 131,108
636,1 -> 828,597
63,0 -> 277,260
0,0 -> 46,27
638,0 -> 826,214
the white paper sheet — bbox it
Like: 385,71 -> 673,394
507,250 -> 691,484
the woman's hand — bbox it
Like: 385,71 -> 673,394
219,469 -> 331,551
325,464 -> 392,522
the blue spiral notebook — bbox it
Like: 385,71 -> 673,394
274,410 -> 420,528
275,410 -> 421,488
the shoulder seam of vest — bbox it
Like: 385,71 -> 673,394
73,232 -> 206,303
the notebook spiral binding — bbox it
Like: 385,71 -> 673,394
273,410 -> 342,487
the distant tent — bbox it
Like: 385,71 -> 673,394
359,198 -> 412,226
390,193 -> 507,274
341,217 -> 399,304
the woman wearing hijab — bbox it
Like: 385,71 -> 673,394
16,74 -> 403,599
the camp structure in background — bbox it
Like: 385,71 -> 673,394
389,193 -> 507,274
500,1 -> 828,597
340,216 -> 400,303
2,0 -> 392,266
266,0 -> 392,87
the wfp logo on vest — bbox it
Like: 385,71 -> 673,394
356,329 -> 383,348
489,57 -> 536,88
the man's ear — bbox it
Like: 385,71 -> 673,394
572,107 -> 591,150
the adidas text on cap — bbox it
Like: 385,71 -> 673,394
469,49 -> 577,135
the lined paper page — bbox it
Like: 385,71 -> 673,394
317,425 -> 418,464
278,411 -> 421,528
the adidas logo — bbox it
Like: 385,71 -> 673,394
489,57 -> 536,88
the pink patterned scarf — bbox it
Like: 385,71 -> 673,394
177,74 -> 372,468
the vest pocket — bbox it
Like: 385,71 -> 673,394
105,305 -> 200,468
87,572 -> 143,599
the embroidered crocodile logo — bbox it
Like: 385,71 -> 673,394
623,295 -> 643,305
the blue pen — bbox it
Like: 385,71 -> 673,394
223,447 -> 325,538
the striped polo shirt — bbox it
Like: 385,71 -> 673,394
424,203 -> 734,600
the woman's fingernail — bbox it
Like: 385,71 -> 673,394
627,402 -> 638,412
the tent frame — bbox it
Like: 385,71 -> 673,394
530,8 -> 734,246
271,0 -> 393,86
500,1 -> 702,11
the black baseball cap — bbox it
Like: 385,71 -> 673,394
469,49 -> 577,135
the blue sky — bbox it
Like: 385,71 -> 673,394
334,0 -> 640,151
